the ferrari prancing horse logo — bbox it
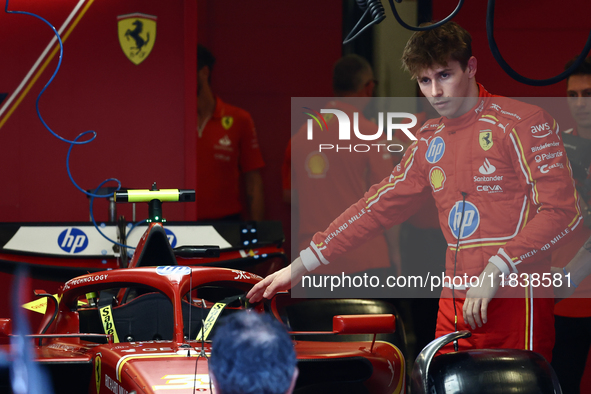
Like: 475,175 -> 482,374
221,116 -> 234,130
479,130 -> 493,151
117,13 -> 157,65
95,354 -> 101,393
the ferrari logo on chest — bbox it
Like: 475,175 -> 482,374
117,13 -> 157,65
221,116 -> 234,130
479,130 -> 493,151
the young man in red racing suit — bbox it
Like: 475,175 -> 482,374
248,21 -> 582,361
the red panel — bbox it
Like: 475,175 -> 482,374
0,0 -> 195,222
197,0 -> 343,257
0,0 -> 343,259
333,314 -> 396,334
433,0 -> 591,97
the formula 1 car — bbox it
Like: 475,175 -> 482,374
0,265 -> 405,394
0,187 -> 287,327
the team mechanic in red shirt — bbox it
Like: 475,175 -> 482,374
197,45 -> 265,221
248,22 -> 582,360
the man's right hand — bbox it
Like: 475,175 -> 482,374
247,257 -> 308,303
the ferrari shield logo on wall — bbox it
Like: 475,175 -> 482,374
117,13 -> 157,65
479,130 -> 493,151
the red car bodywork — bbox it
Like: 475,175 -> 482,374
0,267 -> 405,393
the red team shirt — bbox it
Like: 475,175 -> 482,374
196,97 -> 265,220
299,85 -> 582,360
290,101 -> 395,273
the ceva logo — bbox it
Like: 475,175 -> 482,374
58,228 -> 88,254
304,107 -> 418,141
164,228 -> 177,248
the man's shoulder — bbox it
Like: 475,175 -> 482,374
216,97 -> 253,122
416,117 -> 444,137
482,96 -> 548,125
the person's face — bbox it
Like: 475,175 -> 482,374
362,71 -> 377,98
567,74 -> 591,128
416,57 -> 477,119
197,66 -> 209,97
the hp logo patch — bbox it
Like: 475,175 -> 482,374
426,136 -> 445,164
58,228 -> 88,254
164,228 -> 177,248
448,201 -> 480,239
156,266 -> 191,276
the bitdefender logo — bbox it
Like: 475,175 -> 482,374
303,107 -> 417,153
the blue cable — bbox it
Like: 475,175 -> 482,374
5,1 -> 139,249
89,180 -> 133,250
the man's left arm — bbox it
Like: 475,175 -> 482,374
245,169 -> 264,221
464,109 -> 582,329
495,111 -> 582,273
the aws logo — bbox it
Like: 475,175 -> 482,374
58,228 -> 88,254
531,122 -> 552,138
164,228 -> 177,248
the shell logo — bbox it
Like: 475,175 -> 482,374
305,151 -> 329,178
429,166 -> 446,192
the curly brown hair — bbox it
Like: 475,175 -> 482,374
402,21 -> 472,79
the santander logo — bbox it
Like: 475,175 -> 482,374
479,158 -> 496,175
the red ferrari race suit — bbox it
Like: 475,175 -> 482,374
299,85 -> 582,361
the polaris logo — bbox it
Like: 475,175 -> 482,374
164,228 -> 177,248
58,228 -> 88,254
